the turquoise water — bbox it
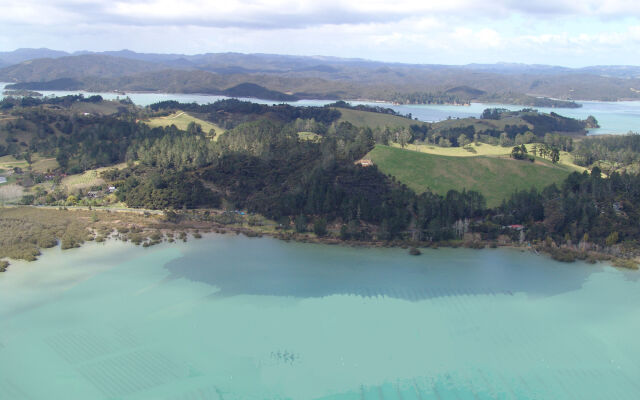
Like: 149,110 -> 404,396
386,101 -> 640,135
1,235 -> 640,399
2,82 -> 640,134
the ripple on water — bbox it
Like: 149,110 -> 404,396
0,235 -> 639,399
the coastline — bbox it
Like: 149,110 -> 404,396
0,84 -> 601,108
0,206 -> 636,272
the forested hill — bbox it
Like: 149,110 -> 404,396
2,50 -> 640,104
0,54 -> 167,81
2,95 -> 640,263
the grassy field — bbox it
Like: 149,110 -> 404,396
144,112 -> 224,139
397,142 -> 509,157
336,108 -> 424,130
31,157 -> 59,173
297,131 -> 322,142
0,184 -> 24,203
62,170 -> 105,192
395,142 -> 587,172
367,145 -> 574,207
0,154 -> 59,173
61,163 -> 127,193
1,154 -> 31,171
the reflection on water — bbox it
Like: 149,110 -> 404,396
166,236 -> 598,300
1,235 -> 640,399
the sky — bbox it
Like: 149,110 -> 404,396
2,0 -> 640,67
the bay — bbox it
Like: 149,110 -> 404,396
1,236 -> 639,399
2,82 -> 640,134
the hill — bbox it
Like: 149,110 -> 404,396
367,145 -> 573,207
2,50 -> 640,103
5,68 -> 304,102
0,48 -> 69,68
426,108 -> 596,147
336,107 -> 421,130
0,54 -> 167,82
221,83 -> 298,101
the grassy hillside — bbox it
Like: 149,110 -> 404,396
367,145 -> 573,207
395,142 -> 588,173
0,154 -> 58,173
336,108 -> 423,130
144,112 -> 224,139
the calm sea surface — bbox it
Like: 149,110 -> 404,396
1,236 -> 639,399
2,82 -> 640,134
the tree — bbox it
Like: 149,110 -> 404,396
585,115 -> 599,128
186,121 -> 202,135
458,134 -> 470,147
511,146 -> 526,160
313,218 -> 327,237
605,231 -> 619,246
295,214 -> 307,233
499,132 -> 511,147
438,137 -> 452,147
339,224 -> 350,240
398,128 -> 411,148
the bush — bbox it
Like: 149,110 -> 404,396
150,231 -> 163,241
61,233 -> 81,250
546,247 -> 580,262
247,215 -> 264,226
612,258 -> 638,269
605,231 -> 619,246
19,194 -> 35,205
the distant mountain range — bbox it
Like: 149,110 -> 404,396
2,48 -> 640,103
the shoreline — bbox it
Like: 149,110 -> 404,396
1,206 -> 636,272
5,84 -> 634,108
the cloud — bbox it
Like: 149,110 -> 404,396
2,0 -> 639,30
1,0 -> 640,66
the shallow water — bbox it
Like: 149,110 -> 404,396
2,82 -> 640,134
1,235 -> 639,399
